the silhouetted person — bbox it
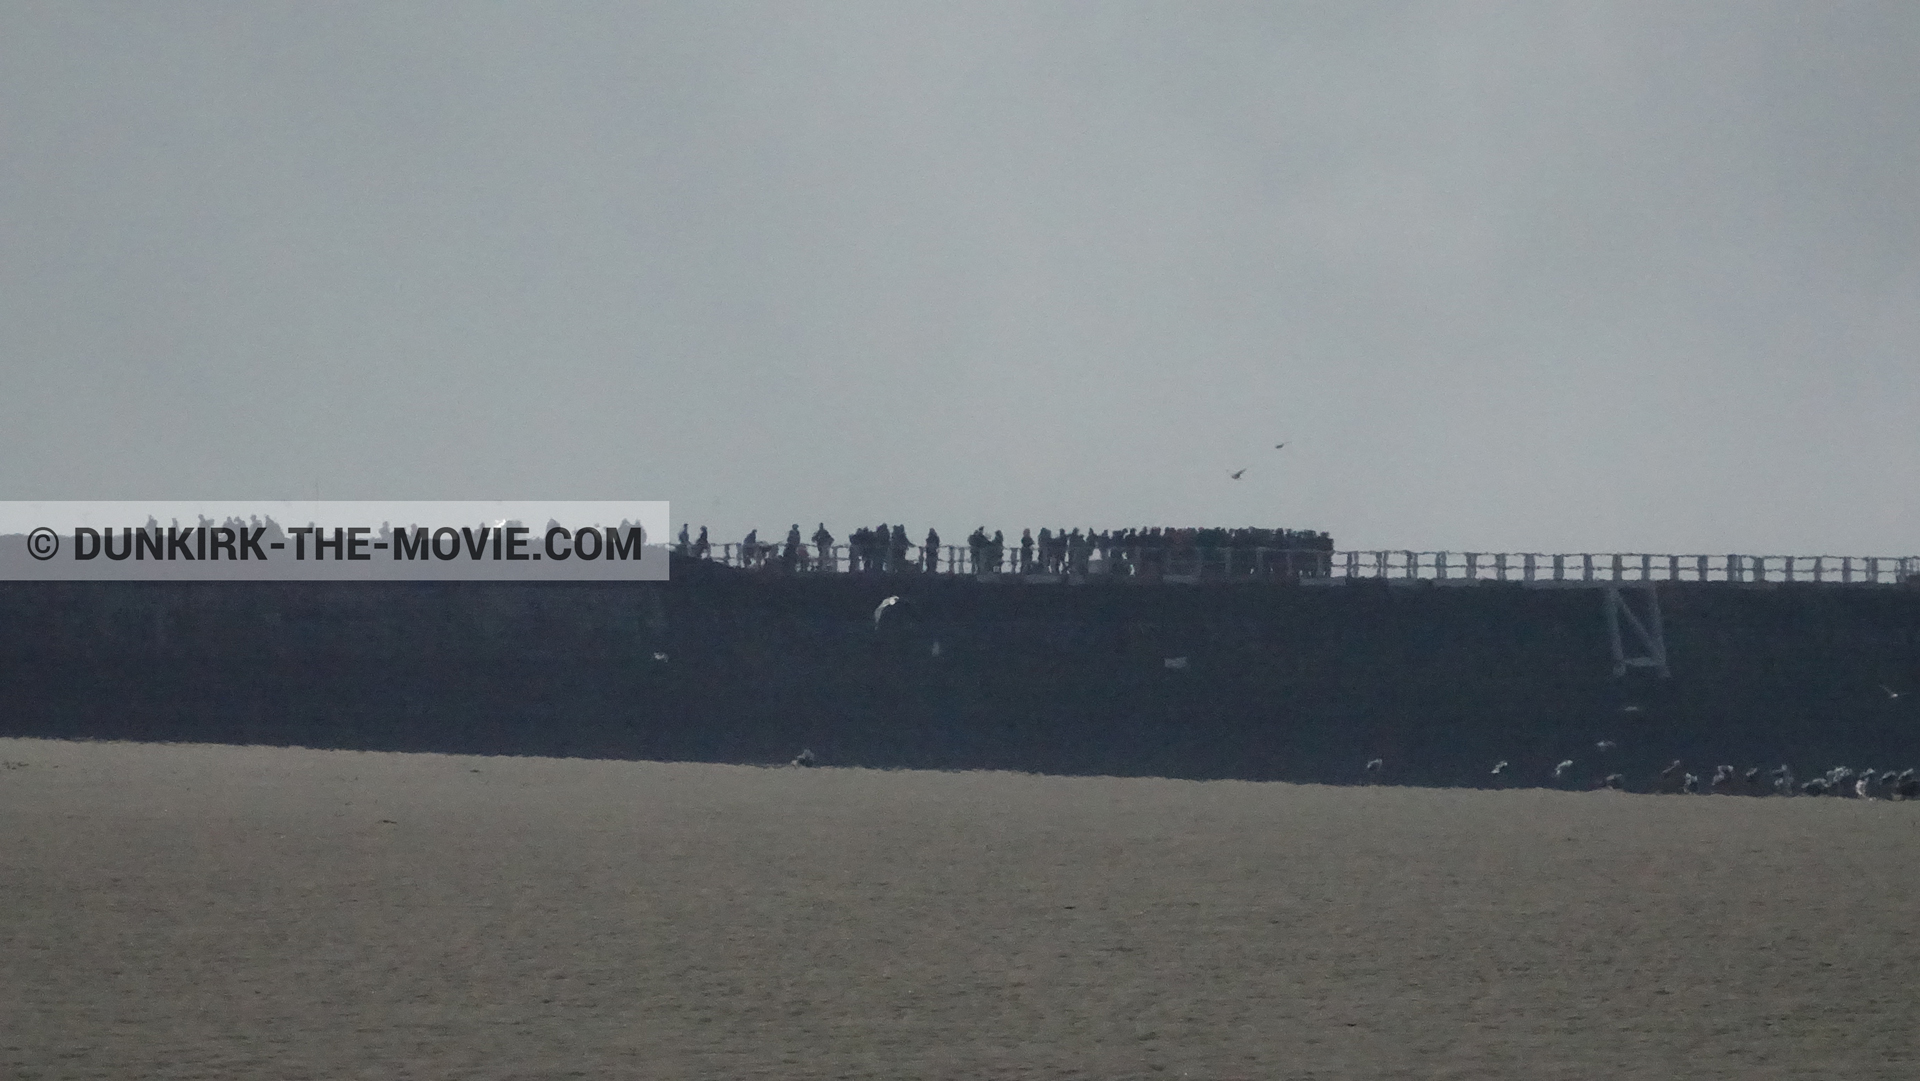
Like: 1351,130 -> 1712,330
812,523 -> 834,570
783,524 -> 801,571
850,527 -> 871,571
676,523 -> 690,556
891,524 -> 909,571
990,530 -> 1005,572
741,528 -> 758,567
924,527 -> 941,572
693,526 -> 710,560
1020,528 -> 1034,573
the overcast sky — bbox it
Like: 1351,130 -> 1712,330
3,3 -> 1916,554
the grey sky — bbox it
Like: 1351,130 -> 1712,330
4,3 -> 1916,554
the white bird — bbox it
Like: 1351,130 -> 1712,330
872,595 -> 900,627
1553,759 -> 1574,778
1491,760 -> 1508,775
1621,704 -> 1643,714
1365,758 -> 1383,773
1229,469 -> 1246,480
1595,740 -> 1617,752
651,652 -> 668,662
790,748 -> 816,768
1880,684 -> 1901,700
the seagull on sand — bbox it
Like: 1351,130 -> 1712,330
1229,468 -> 1246,480
872,595 -> 900,627
790,748 -> 816,768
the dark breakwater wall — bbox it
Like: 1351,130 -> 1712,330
3,559 -> 1918,788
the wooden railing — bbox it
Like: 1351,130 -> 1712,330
688,543 -> 1919,586
1326,551 -> 1920,586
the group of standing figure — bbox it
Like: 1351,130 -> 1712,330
673,521 -> 1331,576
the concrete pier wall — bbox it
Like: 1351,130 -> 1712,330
3,558 -> 1917,788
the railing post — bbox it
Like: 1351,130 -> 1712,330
1696,555 -> 1707,582
1523,553 -> 1535,581
1553,554 -> 1565,581
1436,552 -> 1448,580
1582,554 -> 1594,582
1611,554 -> 1624,581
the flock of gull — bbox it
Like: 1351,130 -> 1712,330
1362,687 -> 1919,798
1363,749 -> 1920,798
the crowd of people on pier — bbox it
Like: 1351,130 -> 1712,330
671,522 -> 1333,576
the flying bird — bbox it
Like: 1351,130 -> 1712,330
1229,469 -> 1246,480
1553,759 -> 1574,779
1491,760 -> 1509,775
1596,740 -> 1617,752
1621,704 -> 1643,714
872,595 -> 900,627
1365,758 -> 1383,774
1274,443 -> 1287,450
1880,684 -> 1901,700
